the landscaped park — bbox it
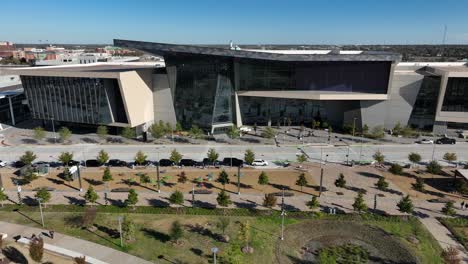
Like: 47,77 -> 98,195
0,149 -> 466,263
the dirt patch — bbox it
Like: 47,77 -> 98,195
275,220 -> 419,264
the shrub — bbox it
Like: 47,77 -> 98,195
169,149 -> 183,164
102,167 -> 113,182
169,190 -> 184,205
134,150 -> 147,165
372,150 -> 385,164
443,152 -> 457,165
397,195 -> 414,213
177,171 -> 188,183
121,126 -> 135,139
261,127 -> 275,139
20,151 -> 37,165
334,173 -> 346,188
217,190 -> 232,207
33,127 -> 46,141
408,152 -> 421,167
352,192 -> 367,213
218,170 -> 230,188
263,193 -> 277,208
388,163 -> 403,175
442,201 -> 456,216
375,177 -> 389,191
84,186 -> 99,205
227,126 -> 240,139
207,148 -> 219,163
295,173 -> 308,191
306,196 -> 320,209
122,215 -> 136,242
188,125 -> 203,139
97,150 -> 109,165
365,126 -> 384,139
427,160 -> 442,175
58,151 -> 73,166
244,149 -> 255,165
217,217 -> 230,235
297,154 -> 307,163
29,237 -> 44,262
35,188 -> 51,206
96,125 -> 108,140
412,177 -> 425,192
170,220 -> 183,241
58,127 -> 72,142
148,121 -> 167,139
125,189 -> 138,208
258,171 -> 269,185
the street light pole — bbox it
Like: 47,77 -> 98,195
352,117 -> 357,137
51,117 -> 56,143
118,216 -> 124,247
156,149 -> 160,193
37,198 -> 44,227
211,247 -> 218,264
280,188 -> 286,241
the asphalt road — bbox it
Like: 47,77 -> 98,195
0,142 -> 467,166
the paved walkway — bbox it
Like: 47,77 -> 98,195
0,221 -> 153,264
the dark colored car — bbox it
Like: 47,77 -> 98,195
85,159 -> 101,167
108,159 -> 128,167
134,160 -> 153,166
67,160 -> 81,166
222,157 -> 244,167
180,159 -> 195,167
159,159 -> 175,167
194,161 -> 205,167
435,137 -> 456,144
202,158 -> 220,167
12,160 -> 26,168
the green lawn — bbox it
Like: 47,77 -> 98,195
0,205 -> 443,263
439,217 -> 468,250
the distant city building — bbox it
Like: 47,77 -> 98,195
2,39 -> 467,135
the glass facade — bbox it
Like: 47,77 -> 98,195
408,76 -> 441,129
237,59 -> 391,93
442,77 -> 468,112
0,94 -> 29,125
166,55 -> 234,129
21,76 -> 126,125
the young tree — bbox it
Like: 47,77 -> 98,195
20,151 -> 37,165
297,154 -> 307,163
388,163 -> 403,175
257,171 -> 269,185
139,173 -> 151,186
238,221 -> 252,251
375,177 -> 389,191
227,126 -> 240,139
408,152 -> 421,168
352,192 -> 367,213
169,149 -> 183,165
442,201 -> 456,216
121,126 -> 135,139
427,160 -> 442,175
217,190 -> 232,207
207,148 -> 219,163
443,152 -> 457,166
22,168 -> 38,185
261,127 -> 275,139
102,167 -> 113,182
177,171 -> 187,183
122,215 -> 136,242
175,122 -> 183,133
33,127 -> 46,141
373,150 -> 385,165
169,190 -> 184,205
218,170 -> 230,189
397,195 -> 414,214
263,193 -> 277,208
188,125 -> 203,139
217,217 -> 230,235
29,237 -> 44,262
62,167 -> 73,183
0,189 -> 8,207
412,177 -> 425,192
58,127 -> 72,142
96,149 -> 109,165
306,195 -> 320,209
244,149 -> 255,165
334,173 -> 346,188
35,187 -> 51,208
125,189 -> 138,208
58,151 -> 74,166
134,150 -> 147,165
96,125 -> 108,141
84,186 -> 99,205
169,220 -> 183,242
148,122 -> 166,139
362,124 -> 369,135
295,173 -> 308,191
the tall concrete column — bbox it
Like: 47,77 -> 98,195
8,97 -> 15,126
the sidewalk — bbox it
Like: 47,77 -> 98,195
0,221 -> 153,264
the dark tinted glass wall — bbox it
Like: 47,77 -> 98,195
237,59 -> 391,93
408,76 -> 441,129
166,54 -> 234,129
21,76 -> 124,125
0,94 -> 29,125
442,78 -> 468,112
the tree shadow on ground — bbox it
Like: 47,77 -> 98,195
85,226 -> 119,246
412,210 -> 430,219
22,196 -> 37,206
21,138 -> 38,144
141,228 -> 170,242
307,185 -> 328,192
47,177 -> 64,185
84,178 -> 103,186
345,186 -> 367,193
233,201 -> 257,209
186,223 -> 220,241
269,183 -> 291,191
283,203 -> 300,211
287,255 -> 308,264
147,198 -> 170,207
190,248 -> 203,256
2,246 -> 28,264
107,198 -> 125,207
81,137 -> 98,144
195,201 -> 216,209
357,171 -> 381,179
204,182 -> 236,194
231,182 -> 253,189
424,177 -> 456,194
94,224 -> 119,239
64,196 -> 85,206
13,208 -> 42,226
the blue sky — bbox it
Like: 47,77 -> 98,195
1,0 -> 468,44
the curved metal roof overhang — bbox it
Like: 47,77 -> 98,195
114,39 -> 401,62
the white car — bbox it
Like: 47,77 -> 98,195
239,126 -> 252,132
252,159 -> 268,166
0,160 -> 6,167
417,138 -> 434,144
